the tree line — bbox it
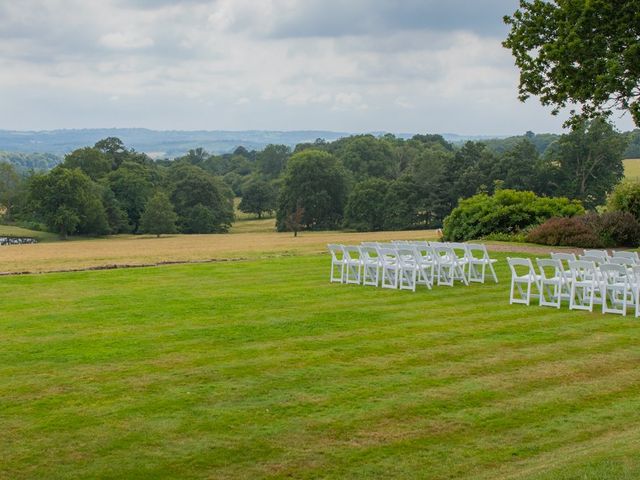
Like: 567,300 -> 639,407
0,117 -> 629,237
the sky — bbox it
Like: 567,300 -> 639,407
0,0 -> 635,135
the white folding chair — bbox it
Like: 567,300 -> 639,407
568,260 -> 601,312
397,247 -> 418,291
433,245 -> 468,287
378,247 -> 399,289
507,257 -> 541,305
343,246 -> 363,285
600,263 -> 632,316
536,258 -> 569,308
611,251 -> 640,264
632,265 -> 640,318
413,244 -> 435,289
327,244 -> 346,283
467,243 -> 498,283
583,249 -> 610,262
359,245 -> 380,287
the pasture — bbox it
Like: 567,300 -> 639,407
2,243 -> 640,479
623,158 -> 640,179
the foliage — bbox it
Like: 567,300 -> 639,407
504,0 -> 640,127
606,179 -> 640,223
276,150 -> 347,231
544,118 -> 626,209
140,191 -> 178,237
443,189 -> 584,242
169,164 -> 234,233
526,216 -> 604,248
256,144 -> 290,179
382,176 -> 421,231
343,178 -> 389,231
62,147 -> 111,180
238,178 -> 276,219
0,151 -> 60,172
0,162 -> 22,220
107,161 -> 156,233
28,166 -> 109,238
527,212 -> 640,248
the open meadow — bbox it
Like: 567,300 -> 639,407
623,158 -> 640,179
2,232 -> 640,479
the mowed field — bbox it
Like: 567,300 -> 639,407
0,225 -> 438,274
2,237 -> 640,478
624,158 -> 640,179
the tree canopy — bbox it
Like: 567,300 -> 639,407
503,0 -> 640,126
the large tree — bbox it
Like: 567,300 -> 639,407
169,164 -> 234,233
29,167 -> 109,238
238,178 -> 276,219
276,150 -> 347,231
504,0 -> 640,126
140,192 -> 178,237
546,118 -> 626,209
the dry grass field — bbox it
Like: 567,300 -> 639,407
624,158 -> 640,179
0,227 -> 439,274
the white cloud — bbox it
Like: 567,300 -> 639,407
100,31 -> 154,49
0,0 -> 635,134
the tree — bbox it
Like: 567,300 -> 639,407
29,166 -> 109,238
339,135 -> 395,179
62,147 -> 111,180
238,178 -> 276,218
344,178 -> 389,231
276,150 -> 347,231
256,144 -> 290,179
0,162 -> 22,220
545,118 -> 626,209
504,1 -> 640,126
107,162 -> 156,233
168,164 -> 234,233
140,192 -> 178,237
382,176 -> 420,231
94,137 -> 129,169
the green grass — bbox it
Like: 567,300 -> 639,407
623,158 -> 640,179
0,224 -> 59,242
3,253 -> 640,479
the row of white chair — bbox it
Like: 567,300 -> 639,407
328,241 -> 498,292
508,252 -> 640,316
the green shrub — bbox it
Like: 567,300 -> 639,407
443,189 -> 584,242
606,179 -> 640,223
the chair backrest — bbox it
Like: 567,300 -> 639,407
632,265 -> 640,285
448,242 -> 470,260
343,245 -> 361,261
568,260 -> 598,282
396,247 -> 416,267
579,254 -> 606,266
467,243 -> 490,260
507,257 -> 535,278
361,241 -> 379,248
536,258 -> 564,281
327,244 -> 345,261
583,249 -> 609,260
359,245 -> 379,262
377,247 -> 398,266
612,251 -> 640,264
609,256 -> 635,268
599,263 -> 629,286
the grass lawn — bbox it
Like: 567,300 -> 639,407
623,158 -> 640,179
0,224 -> 59,242
3,252 -> 640,479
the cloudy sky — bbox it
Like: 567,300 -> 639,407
0,0 -> 634,135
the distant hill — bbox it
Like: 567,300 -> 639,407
0,128 -> 506,158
